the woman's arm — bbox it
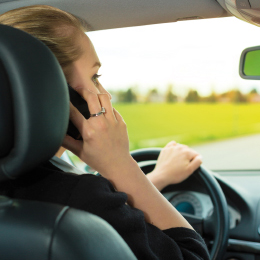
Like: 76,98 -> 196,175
62,90 -> 193,230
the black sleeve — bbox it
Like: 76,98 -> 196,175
66,174 -> 210,260
163,228 -> 210,260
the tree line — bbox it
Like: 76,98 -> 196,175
109,85 -> 260,103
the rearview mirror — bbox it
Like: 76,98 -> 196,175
239,46 -> 260,80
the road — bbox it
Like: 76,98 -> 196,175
191,134 -> 260,170
69,134 -> 260,172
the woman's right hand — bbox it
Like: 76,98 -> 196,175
62,88 -> 193,231
62,89 -> 132,177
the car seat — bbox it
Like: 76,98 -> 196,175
0,24 -> 136,260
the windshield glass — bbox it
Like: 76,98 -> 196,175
69,17 -> 260,171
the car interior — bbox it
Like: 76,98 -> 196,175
0,0 -> 260,260
0,24 -> 137,260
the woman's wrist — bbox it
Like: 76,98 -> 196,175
98,154 -> 139,179
147,169 -> 168,191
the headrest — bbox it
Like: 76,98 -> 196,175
0,25 -> 69,181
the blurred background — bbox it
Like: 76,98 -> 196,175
68,16 -> 260,170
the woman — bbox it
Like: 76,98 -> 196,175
0,5 -> 209,259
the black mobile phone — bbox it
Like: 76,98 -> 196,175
67,84 -> 90,139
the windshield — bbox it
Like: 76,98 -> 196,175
69,17 -> 260,171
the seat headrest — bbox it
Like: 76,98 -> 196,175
0,24 -> 69,181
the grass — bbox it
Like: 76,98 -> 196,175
113,103 -> 260,150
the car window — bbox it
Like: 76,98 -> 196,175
67,17 -> 260,172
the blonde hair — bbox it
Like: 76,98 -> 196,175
0,5 -> 88,78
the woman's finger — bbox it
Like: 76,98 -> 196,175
113,108 -> 125,123
98,93 -> 116,121
187,149 -> 199,160
98,84 -> 113,100
187,155 -> 202,173
165,141 -> 177,147
62,134 -> 83,156
69,102 -> 90,136
177,144 -> 198,161
76,88 -> 102,116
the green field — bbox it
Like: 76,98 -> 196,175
114,103 -> 260,150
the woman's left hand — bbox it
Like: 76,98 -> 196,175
147,141 -> 202,191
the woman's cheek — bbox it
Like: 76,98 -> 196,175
84,82 -> 101,95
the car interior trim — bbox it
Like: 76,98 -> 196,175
0,0 -> 230,31
227,238 -> 260,254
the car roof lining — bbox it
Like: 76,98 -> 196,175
0,0 -> 231,31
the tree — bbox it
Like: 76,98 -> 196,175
165,84 -> 177,103
146,88 -> 162,103
231,90 -> 247,103
205,90 -> 217,103
185,89 -> 200,102
247,88 -> 260,103
117,88 -> 137,103
249,88 -> 258,94
125,88 -> 137,102
221,89 -> 247,103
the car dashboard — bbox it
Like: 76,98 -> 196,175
138,161 -> 260,259
164,190 -> 241,230
63,154 -> 260,259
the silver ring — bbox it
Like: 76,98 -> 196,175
90,107 -> 106,117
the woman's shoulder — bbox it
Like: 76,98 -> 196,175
38,160 -> 117,196
42,160 -> 115,191
0,160 -> 118,205
68,171 -> 128,210
38,160 -> 127,207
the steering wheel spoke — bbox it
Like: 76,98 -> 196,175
203,210 -> 219,238
181,212 -> 215,237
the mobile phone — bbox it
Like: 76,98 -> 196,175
67,84 -> 90,139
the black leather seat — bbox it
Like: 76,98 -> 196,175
0,24 -> 136,260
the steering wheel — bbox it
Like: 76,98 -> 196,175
131,148 -> 229,260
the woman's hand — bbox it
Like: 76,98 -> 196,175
147,141 -> 202,191
62,89 -> 132,177
62,91 -> 194,230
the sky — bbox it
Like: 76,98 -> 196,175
88,17 -> 260,97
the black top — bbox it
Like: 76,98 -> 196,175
0,161 -> 210,260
